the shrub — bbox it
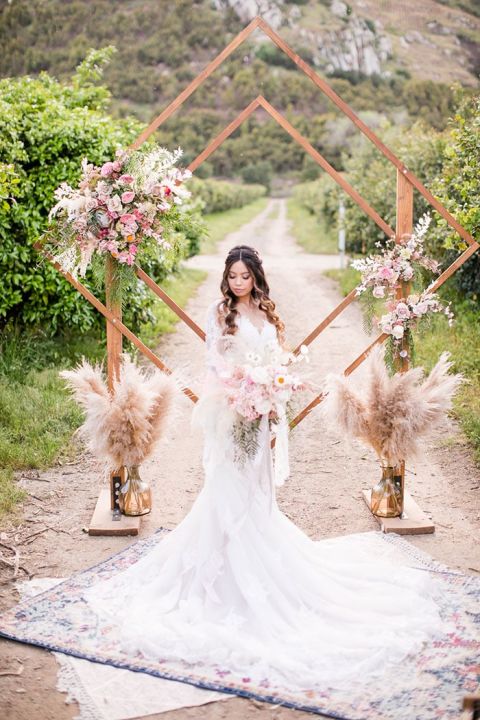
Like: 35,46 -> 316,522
0,50 -> 205,334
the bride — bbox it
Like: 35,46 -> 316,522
84,244 -> 443,690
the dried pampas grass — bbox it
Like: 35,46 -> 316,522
60,356 -> 176,469
322,347 -> 463,466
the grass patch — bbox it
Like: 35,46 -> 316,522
286,196 -> 337,254
414,308 -> 480,463
201,197 -> 269,254
324,266 -> 361,296
139,265 -> 207,348
0,468 -> 26,517
325,266 -> 480,463
0,367 -> 83,522
0,368 -> 83,472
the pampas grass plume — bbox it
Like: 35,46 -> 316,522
322,346 -> 463,466
60,355 -> 176,470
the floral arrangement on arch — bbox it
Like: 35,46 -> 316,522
351,214 -> 453,365
44,146 -> 192,282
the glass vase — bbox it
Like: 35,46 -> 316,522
118,465 -> 151,516
370,464 -> 403,518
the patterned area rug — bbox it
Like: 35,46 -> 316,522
0,531 -> 478,720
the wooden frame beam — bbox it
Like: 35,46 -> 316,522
256,17 -> 476,248
35,245 -> 198,403
129,17 -> 262,150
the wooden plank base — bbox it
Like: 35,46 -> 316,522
88,488 -> 141,536
362,490 -> 435,535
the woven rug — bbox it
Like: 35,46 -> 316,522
0,531 -> 478,720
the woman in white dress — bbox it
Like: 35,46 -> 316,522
85,244 -> 442,690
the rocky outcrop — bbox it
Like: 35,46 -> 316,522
214,0 -> 392,77
212,0 -> 285,29
314,15 -> 391,76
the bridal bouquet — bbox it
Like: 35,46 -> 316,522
218,342 -> 309,464
44,146 -> 192,280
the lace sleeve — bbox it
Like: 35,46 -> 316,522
205,300 -> 225,376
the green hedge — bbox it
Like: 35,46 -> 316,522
190,177 -> 267,214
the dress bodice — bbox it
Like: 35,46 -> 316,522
205,300 -> 279,375
236,312 -> 278,350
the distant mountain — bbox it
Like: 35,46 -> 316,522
0,0 -> 478,177
214,0 -> 479,85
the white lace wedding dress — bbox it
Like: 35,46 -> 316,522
84,300 -> 443,690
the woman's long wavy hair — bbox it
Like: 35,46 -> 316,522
218,245 -> 285,343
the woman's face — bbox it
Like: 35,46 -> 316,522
227,260 -> 254,300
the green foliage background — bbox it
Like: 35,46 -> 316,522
294,90 -> 479,302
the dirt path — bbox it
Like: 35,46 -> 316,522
1,198 -> 479,720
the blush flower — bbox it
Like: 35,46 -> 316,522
395,302 -> 410,319
121,191 -> 135,204
100,162 -> 114,177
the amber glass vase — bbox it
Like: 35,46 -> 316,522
118,465 -> 152,516
370,463 -> 403,518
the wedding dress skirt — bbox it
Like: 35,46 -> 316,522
84,306 -> 443,691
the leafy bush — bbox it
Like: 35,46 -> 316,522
189,177 -> 267,214
429,91 -> 480,302
0,50 -> 206,335
0,51 -> 139,332
240,161 -> 273,193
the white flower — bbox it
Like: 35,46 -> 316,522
249,366 -> 270,384
107,195 -> 123,213
245,351 -> 261,365
300,344 -> 309,356
391,325 -> 405,339
274,372 -> 288,388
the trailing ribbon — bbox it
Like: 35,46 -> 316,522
272,410 -> 290,487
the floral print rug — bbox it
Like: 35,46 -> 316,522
0,531 -> 478,720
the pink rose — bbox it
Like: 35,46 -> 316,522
372,285 -> 386,299
119,213 -> 136,224
379,267 -> 395,280
118,174 -> 134,185
100,162 -> 114,177
112,161 -> 122,172
121,191 -> 135,204
395,302 -> 410,319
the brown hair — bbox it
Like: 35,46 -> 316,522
218,245 -> 285,343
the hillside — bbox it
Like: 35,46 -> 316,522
0,0 -> 478,177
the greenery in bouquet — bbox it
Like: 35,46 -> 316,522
43,145 -> 193,297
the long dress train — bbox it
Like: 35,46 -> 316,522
83,300 -> 443,690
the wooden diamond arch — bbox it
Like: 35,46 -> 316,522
37,15 -> 479,534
